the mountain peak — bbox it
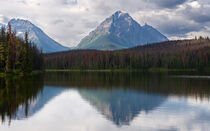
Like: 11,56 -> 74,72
9,18 -> 69,53
9,18 -> 35,30
77,11 -> 168,50
10,18 -> 30,22
115,10 -> 123,14
113,11 -> 125,16
111,10 -> 130,20
9,18 -> 33,25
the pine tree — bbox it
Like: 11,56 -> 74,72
0,42 -> 4,69
0,25 -> 43,73
24,31 -> 33,72
15,40 -> 24,71
6,23 -> 13,72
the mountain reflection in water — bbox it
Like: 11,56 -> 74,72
0,72 -> 210,127
79,89 -> 166,126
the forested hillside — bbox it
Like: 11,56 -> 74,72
0,24 -> 43,73
45,37 -> 210,70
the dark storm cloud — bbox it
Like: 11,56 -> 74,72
145,0 -> 188,8
160,21 -> 205,37
183,5 -> 210,23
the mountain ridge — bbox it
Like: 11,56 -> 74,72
77,11 -> 168,50
9,18 -> 70,53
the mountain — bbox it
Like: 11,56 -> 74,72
9,19 -> 70,53
77,11 -> 168,50
79,89 -> 166,126
14,86 -> 67,120
0,23 -> 5,28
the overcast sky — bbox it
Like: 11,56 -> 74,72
0,0 -> 210,47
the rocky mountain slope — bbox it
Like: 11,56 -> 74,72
77,11 -> 168,50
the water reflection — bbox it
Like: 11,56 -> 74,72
45,72 -> 210,99
14,86 -> 67,120
79,89 -> 166,126
0,75 -> 70,125
0,75 -> 44,124
0,72 -> 210,130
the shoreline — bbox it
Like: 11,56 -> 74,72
0,70 -> 44,77
0,68 -> 208,77
45,68 -> 199,73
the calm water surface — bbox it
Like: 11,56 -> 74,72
0,72 -> 210,131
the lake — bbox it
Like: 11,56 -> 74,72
0,72 -> 210,131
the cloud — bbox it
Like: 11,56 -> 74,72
0,0 -> 209,47
52,19 -> 64,25
183,3 -> 210,23
62,0 -> 78,5
145,0 -> 189,8
0,15 -> 9,24
135,10 -> 205,37
84,21 -> 99,28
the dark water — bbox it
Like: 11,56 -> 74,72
0,72 -> 210,131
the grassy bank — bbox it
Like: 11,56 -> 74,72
45,69 -> 136,72
0,70 -> 44,77
45,68 -> 199,73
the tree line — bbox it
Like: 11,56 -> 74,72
0,24 -> 43,73
44,38 -> 210,70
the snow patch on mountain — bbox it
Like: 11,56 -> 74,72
9,19 -> 70,53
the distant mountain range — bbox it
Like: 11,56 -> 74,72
0,11 -> 169,52
0,19 -> 70,53
77,11 -> 168,50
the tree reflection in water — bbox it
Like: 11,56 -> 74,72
44,72 -> 210,126
1,72 -> 210,126
0,75 -> 44,125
